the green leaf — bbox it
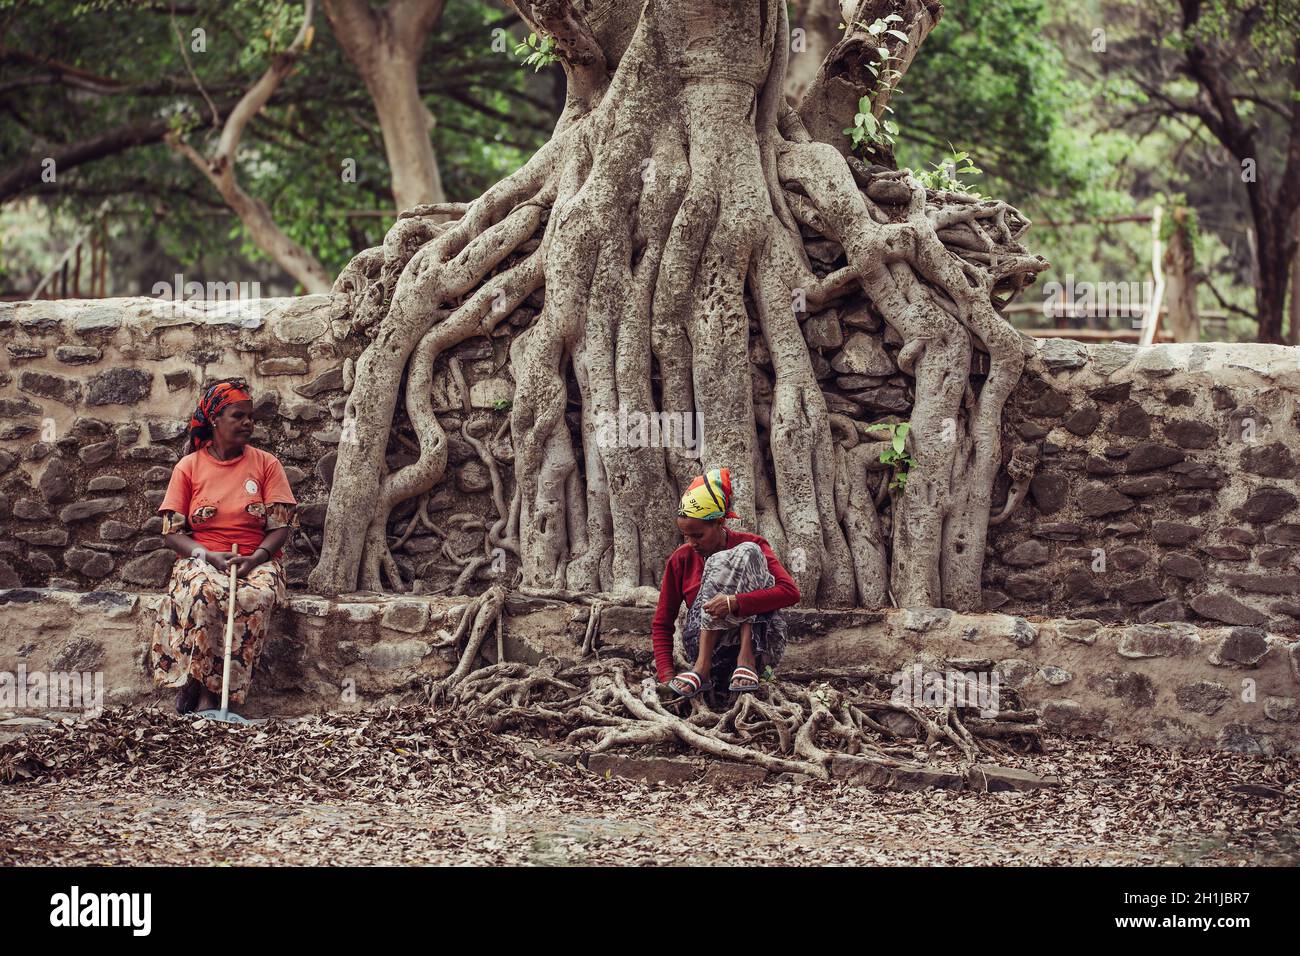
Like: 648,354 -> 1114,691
886,29 -> 911,42
894,422 -> 911,452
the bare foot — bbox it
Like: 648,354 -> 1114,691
174,678 -> 201,715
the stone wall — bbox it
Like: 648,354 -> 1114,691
2,589 -> 1295,755
0,295 -> 514,593
4,296 -> 1300,629
4,297 -> 1300,752
514,600 -> 1300,755
988,340 -> 1300,634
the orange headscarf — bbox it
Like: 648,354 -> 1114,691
189,379 -> 251,452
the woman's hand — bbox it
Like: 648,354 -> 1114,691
703,594 -> 736,618
198,550 -> 231,574
230,549 -> 268,578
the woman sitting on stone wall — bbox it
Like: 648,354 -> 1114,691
652,467 -> 801,698
150,378 -> 299,715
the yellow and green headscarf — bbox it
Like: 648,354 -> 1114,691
677,467 -> 739,521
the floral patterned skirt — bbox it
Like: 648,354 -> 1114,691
150,556 -> 285,706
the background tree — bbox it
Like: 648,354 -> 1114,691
323,0 -> 449,211
0,0 -> 553,294
4,0 -> 1288,340
783,0 -> 845,104
167,0 -> 333,291
1091,0 -> 1300,343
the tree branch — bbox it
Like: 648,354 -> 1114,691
507,0 -> 608,108
321,0 -> 381,72
214,0 -> 317,162
166,0 -> 331,292
170,0 -> 220,127
391,0 -> 447,45
1,113 -> 180,202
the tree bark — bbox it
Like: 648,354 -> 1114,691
1289,209 -> 1300,346
783,0 -> 845,105
1175,0 -> 1300,344
1253,205 -> 1291,345
309,0 -> 1045,616
1164,205 -> 1199,343
323,0 -> 448,212
799,0 -> 942,159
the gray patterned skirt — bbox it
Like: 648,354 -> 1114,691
681,541 -> 790,682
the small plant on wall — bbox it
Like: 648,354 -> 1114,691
866,421 -> 914,492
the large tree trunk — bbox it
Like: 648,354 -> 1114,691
799,0 -> 942,160
783,1 -> 845,105
324,0 -> 448,212
1254,208 -> 1289,345
308,0 -> 1044,612
367,55 -> 446,211
1164,205 -> 1199,343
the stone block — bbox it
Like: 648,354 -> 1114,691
587,753 -> 699,785
1117,625 -> 1196,659
1208,627 -> 1269,666
1175,680 -> 1232,715
966,764 -> 1062,792
379,602 -> 432,635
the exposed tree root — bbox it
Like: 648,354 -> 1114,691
422,583 -> 1040,780
437,655 -> 1042,782
309,0 -> 1049,614
428,584 -> 507,705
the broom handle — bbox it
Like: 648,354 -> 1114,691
219,543 -> 238,713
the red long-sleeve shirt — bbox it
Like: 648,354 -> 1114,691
651,528 -> 801,682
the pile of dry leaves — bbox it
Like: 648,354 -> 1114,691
0,705 -> 599,807
1,698 -> 1296,865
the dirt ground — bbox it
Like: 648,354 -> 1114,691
0,708 -> 1296,866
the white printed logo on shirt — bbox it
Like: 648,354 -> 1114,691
245,478 -> 259,494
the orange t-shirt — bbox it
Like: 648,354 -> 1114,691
158,445 -> 298,558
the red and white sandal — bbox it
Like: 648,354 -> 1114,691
668,670 -> 712,699
728,665 -> 761,694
